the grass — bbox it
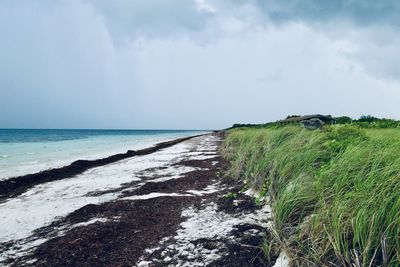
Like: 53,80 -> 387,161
221,124 -> 400,266
366,128 -> 400,141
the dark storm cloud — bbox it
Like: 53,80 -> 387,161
253,0 -> 400,26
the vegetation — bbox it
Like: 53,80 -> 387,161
221,120 -> 400,266
230,115 -> 400,130
352,115 -> 400,129
335,116 -> 352,124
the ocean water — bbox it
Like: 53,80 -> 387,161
0,129 -> 207,180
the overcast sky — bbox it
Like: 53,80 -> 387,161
1,0 -> 400,129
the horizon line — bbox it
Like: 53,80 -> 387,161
0,127 -> 216,131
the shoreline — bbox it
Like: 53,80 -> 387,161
0,132 -> 280,266
0,130 -> 209,181
0,133 -> 209,201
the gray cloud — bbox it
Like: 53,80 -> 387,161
244,0 -> 400,81
253,0 -> 400,26
0,0 -> 399,129
83,0 -> 214,42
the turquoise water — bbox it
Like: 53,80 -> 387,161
0,129 -> 206,180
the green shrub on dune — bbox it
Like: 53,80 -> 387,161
221,124 -> 400,266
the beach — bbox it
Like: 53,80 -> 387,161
0,129 -> 205,180
0,132 -> 280,266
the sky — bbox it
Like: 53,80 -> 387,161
1,0 -> 400,130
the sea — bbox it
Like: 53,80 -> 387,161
0,129 -> 207,180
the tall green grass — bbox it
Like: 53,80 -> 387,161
221,125 -> 400,266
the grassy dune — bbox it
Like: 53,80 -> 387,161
221,124 -> 400,266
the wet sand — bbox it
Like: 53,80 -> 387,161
0,133 -> 283,266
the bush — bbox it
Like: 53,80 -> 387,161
353,115 -> 400,129
334,116 -> 352,124
358,115 -> 379,123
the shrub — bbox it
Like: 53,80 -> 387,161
334,116 -> 352,124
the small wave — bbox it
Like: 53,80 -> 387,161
26,152 -> 36,155
0,154 -> 9,158
20,161 -> 39,165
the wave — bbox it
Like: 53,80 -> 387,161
20,161 -> 39,165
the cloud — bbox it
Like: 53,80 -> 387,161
195,0 -> 217,13
83,0 -> 215,42
127,22 -> 400,127
243,0 -> 400,81
0,1 -> 133,127
253,0 -> 400,27
0,0 -> 399,129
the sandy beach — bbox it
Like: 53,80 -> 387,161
0,133 -> 284,266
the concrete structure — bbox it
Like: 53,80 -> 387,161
280,114 -> 335,129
